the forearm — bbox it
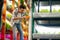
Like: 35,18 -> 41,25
13,17 -> 20,20
13,17 -> 23,20
13,16 -> 30,20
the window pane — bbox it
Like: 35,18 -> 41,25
52,1 -> 60,13
40,1 -> 50,13
34,1 -> 50,13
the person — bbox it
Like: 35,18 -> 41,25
11,4 -> 26,40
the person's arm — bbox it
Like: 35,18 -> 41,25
12,9 -> 21,20
13,17 -> 23,20
13,11 -> 25,20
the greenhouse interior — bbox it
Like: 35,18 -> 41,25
0,0 -> 60,40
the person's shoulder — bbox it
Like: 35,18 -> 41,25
12,8 -> 18,15
13,8 -> 18,13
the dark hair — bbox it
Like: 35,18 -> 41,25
19,4 -> 26,9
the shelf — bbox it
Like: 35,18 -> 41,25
33,33 -> 60,39
34,0 -> 60,1
36,24 -> 60,26
33,13 -> 60,20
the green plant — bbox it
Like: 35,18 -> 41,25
6,22 -> 11,30
58,9 -> 60,12
40,9 -> 49,13
6,11 -> 12,20
52,9 -> 57,13
15,1 -> 18,7
20,0 -> 24,4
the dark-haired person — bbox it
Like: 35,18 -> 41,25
0,0 -> 3,30
11,4 -> 26,40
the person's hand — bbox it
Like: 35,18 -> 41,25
13,17 -> 22,20
23,16 -> 26,18
18,17 -> 21,19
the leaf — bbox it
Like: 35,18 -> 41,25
15,1 -> 18,6
20,0 -> 24,4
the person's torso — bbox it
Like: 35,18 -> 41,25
13,8 -> 25,24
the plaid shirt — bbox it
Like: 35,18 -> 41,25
11,8 -> 26,25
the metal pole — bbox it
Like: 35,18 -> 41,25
38,0 -> 39,12
50,0 -> 52,12
32,0 -> 34,35
37,39 -> 39,40
49,0 -> 52,24
49,39 -> 51,40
